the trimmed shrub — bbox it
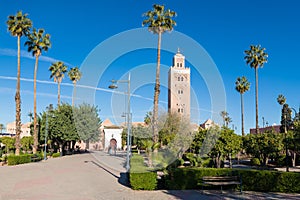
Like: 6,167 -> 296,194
52,152 -> 61,158
130,154 -> 158,190
7,154 -> 31,165
165,167 -> 300,193
130,172 -> 157,190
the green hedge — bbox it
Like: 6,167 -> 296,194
52,152 -> 61,158
129,154 -> 158,190
165,167 -> 300,193
7,154 -> 31,165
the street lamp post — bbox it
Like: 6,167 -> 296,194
44,108 -> 49,160
284,114 -> 289,172
109,73 -> 131,172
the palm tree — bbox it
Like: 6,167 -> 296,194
49,61 -> 68,106
6,11 -> 32,155
235,76 -> 250,136
68,67 -> 82,106
244,45 -> 268,134
220,111 -> 228,127
0,124 -> 4,134
277,94 -> 286,106
28,111 -> 33,122
142,4 -> 176,143
25,28 -> 51,154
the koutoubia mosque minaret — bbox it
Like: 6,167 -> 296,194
168,49 -> 191,120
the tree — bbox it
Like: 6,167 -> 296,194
1,137 -> 16,154
210,127 -> 242,168
235,76 -> 250,136
0,124 -> 4,133
6,11 -> 33,155
68,67 -> 82,106
144,111 -> 152,125
73,103 -> 101,149
20,136 -> 33,153
25,28 -> 51,154
220,111 -> 231,127
243,131 -> 283,166
49,61 -> 68,106
244,45 -> 268,134
47,104 -> 78,156
28,111 -> 33,122
142,4 -> 176,144
277,94 -> 286,106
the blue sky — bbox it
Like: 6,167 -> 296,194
0,0 -> 299,135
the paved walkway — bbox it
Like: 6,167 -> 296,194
0,151 -> 299,200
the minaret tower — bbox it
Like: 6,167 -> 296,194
168,49 -> 191,120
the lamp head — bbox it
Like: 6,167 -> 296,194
108,84 -> 118,89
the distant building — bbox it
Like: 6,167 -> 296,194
200,119 -> 217,130
250,125 -> 281,134
5,121 -> 31,138
101,119 -> 123,150
168,49 -> 191,121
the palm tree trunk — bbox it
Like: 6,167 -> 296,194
152,31 -> 162,144
57,81 -> 61,106
72,81 -> 76,107
255,68 -> 259,134
241,93 -> 245,136
15,36 -> 22,155
33,54 -> 39,154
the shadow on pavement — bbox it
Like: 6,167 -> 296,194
84,160 -> 130,188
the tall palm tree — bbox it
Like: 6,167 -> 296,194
244,45 -> 268,134
142,4 -> 176,143
25,28 -> 51,154
235,76 -> 250,136
6,11 -> 32,155
277,94 -> 286,106
49,61 -> 68,106
68,67 -> 82,106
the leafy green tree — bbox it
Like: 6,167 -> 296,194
21,136 -> 33,152
1,137 -> 16,154
73,103 -> 101,149
244,45 -> 268,134
25,28 -> 51,154
235,76 -> 250,136
68,67 -> 82,106
48,104 -> 78,156
210,127 -> 241,168
190,129 -> 207,154
243,131 -> 283,166
49,61 -> 68,106
289,121 -> 300,167
280,104 -> 293,133
142,4 -> 176,144
158,112 -> 181,146
6,11 -> 32,155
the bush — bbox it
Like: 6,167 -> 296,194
7,154 -> 31,165
52,152 -> 61,158
165,167 -> 300,193
130,154 -> 158,190
250,157 -> 261,166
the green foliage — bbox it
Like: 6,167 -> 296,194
250,157 -> 261,166
130,154 -> 157,190
52,152 -> 61,158
1,137 -> 15,153
21,136 -> 33,152
47,104 -> 78,145
166,168 -> 300,193
73,103 -> 101,143
243,132 -> 283,166
7,154 -> 31,165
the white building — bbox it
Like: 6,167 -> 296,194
5,121 -> 31,138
